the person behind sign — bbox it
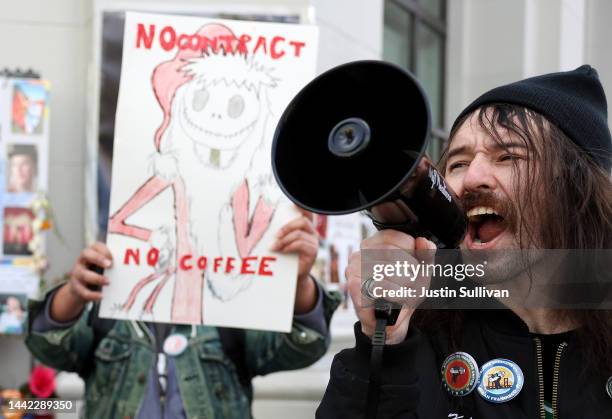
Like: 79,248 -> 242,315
25,210 -> 341,419
317,65 -> 612,418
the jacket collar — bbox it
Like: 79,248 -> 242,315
475,305 -> 578,340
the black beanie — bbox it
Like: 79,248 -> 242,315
451,65 -> 612,172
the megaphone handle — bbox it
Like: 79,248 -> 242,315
366,300 -> 401,419
366,315 -> 388,419
375,298 -> 401,325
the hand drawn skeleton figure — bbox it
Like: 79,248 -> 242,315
109,23 -> 280,323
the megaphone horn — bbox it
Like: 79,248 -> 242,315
272,60 -> 466,249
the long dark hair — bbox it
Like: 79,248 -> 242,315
413,103 -> 612,372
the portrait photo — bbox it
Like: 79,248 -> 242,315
0,293 -> 27,335
6,144 -> 38,194
2,207 -> 35,256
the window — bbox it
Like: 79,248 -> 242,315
383,0 -> 447,161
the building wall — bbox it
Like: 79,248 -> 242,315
446,0 -> 611,131
585,0 -> 612,115
0,0 -> 90,299
0,0 -> 90,389
310,0 -> 383,72
446,0 -> 524,128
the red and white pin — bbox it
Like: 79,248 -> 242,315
163,333 -> 188,356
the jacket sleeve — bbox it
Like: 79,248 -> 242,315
25,284 -> 95,376
244,280 -> 342,376
316,322 -> 424,419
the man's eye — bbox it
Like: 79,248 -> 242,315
448,162 -> 468,172
499,154 -> 521,162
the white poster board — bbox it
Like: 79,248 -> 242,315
101,12 -> 318,332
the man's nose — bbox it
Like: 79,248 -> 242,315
462,154 -> 496,192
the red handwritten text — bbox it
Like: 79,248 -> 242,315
136,23 -> 306,59
123,248 -> 277,276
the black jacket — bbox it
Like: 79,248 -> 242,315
317,310 -> 612,418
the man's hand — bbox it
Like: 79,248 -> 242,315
50,242 -> 113,323
271,209 -> 319,314
347,230 -> 436,344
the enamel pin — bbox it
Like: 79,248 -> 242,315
441,352 -> 480,396
477,359 -> 524,403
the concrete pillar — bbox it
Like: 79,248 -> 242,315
446,0 -> 588,129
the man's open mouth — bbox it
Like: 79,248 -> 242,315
466,206 -> 508,247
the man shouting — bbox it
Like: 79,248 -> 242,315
317,65 -> 612,418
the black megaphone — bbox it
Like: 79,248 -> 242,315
272,60 -> 467,249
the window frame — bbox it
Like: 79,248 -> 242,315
383,0 -> 448,160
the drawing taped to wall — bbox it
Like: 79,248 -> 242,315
11,80 -> 47,135
100,12 -> 318,331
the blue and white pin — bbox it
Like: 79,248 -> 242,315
477,359 -> 524,403
606,376 -> 612,399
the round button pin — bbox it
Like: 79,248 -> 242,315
477,359 -> 524,403
441,352 -> 480,396
163,333 -> 188,356
606,376 -> 612,399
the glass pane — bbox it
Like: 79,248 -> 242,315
415,22 -> 443,130
428,134 -> 444,163
419,0 -> 444,20
383,1 -> 412,69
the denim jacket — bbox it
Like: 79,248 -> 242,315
25,285 -> 341,419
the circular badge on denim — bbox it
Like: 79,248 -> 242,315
477,359 -> 524,403
441,352 -> 479,396
606,376 -> 612,399
163,333 -> 188,356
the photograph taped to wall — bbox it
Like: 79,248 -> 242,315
2,207 -> 34,256
6,144 -> 38,194
11,80 -> 48,135
0,264 -> 37,337
101,12 -> 318,331
0,293 -> 27,335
